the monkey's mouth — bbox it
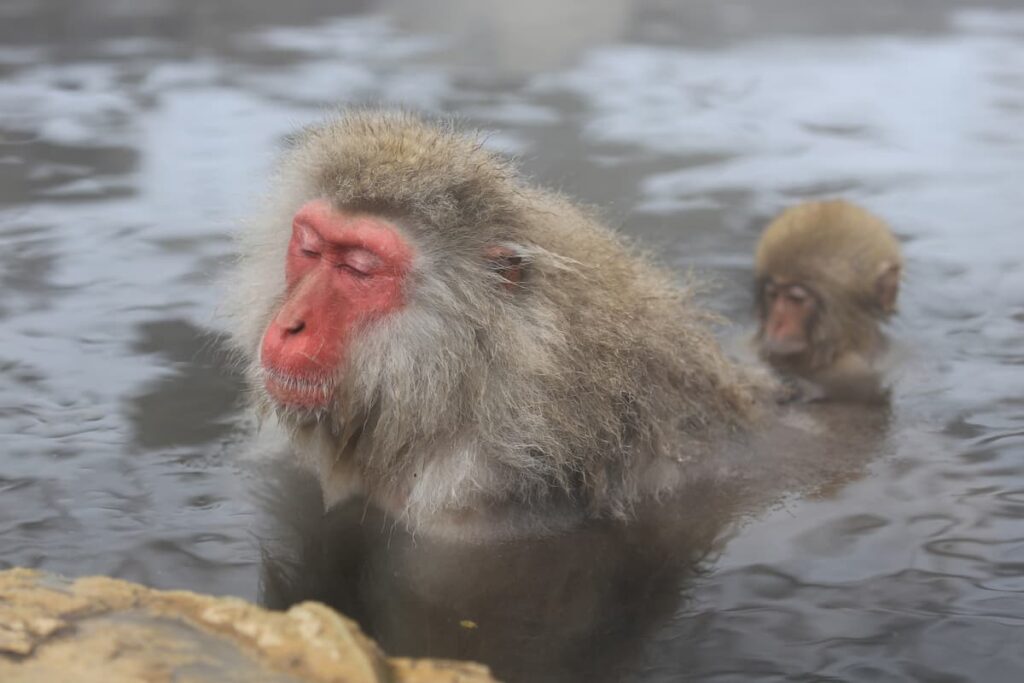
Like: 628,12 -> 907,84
760,337 -> 809,357
261,366 -> 336,409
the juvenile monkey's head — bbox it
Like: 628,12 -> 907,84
754,200 -> 902,374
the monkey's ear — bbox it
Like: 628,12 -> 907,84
874,262 -> 900,314
484,245 -> 527,290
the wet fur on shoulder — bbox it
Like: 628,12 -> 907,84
225,110 -> 769,530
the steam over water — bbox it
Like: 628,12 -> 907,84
1,1 -> 1023,680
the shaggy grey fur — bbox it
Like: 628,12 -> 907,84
225,111 -> 769,534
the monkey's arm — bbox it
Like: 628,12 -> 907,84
806,353 -> 889,403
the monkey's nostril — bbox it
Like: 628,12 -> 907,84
285,320 -> 306,335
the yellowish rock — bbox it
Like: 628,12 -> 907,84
0,568 -> 497,683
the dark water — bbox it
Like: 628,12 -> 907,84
2,0 -> 1023,680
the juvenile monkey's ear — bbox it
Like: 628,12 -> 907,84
484,245 -> 527,290
875,262 -> 901,314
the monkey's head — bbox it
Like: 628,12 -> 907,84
231,112 -> 537,425
753,200 -> 902,375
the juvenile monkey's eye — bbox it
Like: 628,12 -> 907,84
785,285 -> 811,303
300,248 -> 320,258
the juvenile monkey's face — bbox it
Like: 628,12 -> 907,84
758,277 -> 818,358
258,199 -> 414,409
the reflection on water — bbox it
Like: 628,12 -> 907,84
1,0 -> 1022,680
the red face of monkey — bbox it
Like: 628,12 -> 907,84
259,199 -> 414,408
759,278 -> 818,357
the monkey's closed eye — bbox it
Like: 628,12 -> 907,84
336,248 -> 381,278
785,285 -> 811,303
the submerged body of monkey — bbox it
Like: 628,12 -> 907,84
257,463 -> 721,683
754,200 -> 902,402
226,111 -> 770,535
